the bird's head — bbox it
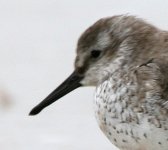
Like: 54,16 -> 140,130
75,17 -> 122,86
29,15 -> 145,115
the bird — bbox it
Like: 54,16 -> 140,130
29,15 -> 168,150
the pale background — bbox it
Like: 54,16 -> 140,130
0,0 -> 168,150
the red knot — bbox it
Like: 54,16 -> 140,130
30,15 -> 168,150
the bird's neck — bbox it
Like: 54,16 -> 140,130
115,27 -> 168,69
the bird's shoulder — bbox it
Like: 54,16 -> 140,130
134,58 -> 168,111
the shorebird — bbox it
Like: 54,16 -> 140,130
30,15 -> 168,150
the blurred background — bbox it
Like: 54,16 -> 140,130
0,0 -> 168,149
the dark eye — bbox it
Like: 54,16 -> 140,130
91,50 -> 101,58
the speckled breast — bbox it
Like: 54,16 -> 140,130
94,71 -> 168,150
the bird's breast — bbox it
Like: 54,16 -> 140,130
94,71 -> 168,150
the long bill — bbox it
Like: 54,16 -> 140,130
29,71 -> 83,115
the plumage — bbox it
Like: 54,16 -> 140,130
30,15 -> 168,150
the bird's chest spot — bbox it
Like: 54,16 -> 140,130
94,75 -> 168,150
94,74 -> 138,125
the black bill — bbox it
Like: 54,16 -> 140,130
29,71 -> 83,115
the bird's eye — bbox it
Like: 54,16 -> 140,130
91,50 -> 101,58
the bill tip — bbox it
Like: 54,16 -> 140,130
29,107 -> 41,116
